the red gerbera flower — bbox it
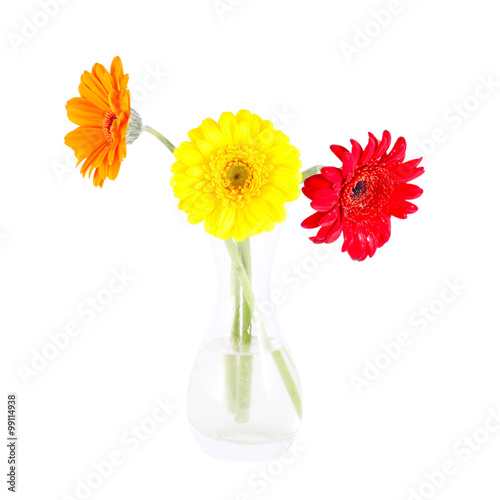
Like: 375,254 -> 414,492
301,131 -> 424,261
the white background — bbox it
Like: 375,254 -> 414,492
1,0 -> 500,499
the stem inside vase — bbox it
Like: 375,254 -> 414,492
224,237 -> 303,422
235,239 -> 253,423
225,239 -> 254,423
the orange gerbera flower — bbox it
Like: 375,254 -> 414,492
65,56 -> 131,187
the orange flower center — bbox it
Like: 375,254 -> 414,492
102,110 -> 117,143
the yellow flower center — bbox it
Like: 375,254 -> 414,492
207,146 -> 271,207
226,163 -> 250,188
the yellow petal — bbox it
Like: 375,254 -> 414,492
233,121 -> 251,146
236,110 -> 251,123
254,127 -> 277,153
218,112 -> 237,145
174,142 -> 205,166
202,123 -> 225,152
217,205 -> 236,239
188,127 -> 204,143
196,139 -> 214,158
266,144 -> 300,168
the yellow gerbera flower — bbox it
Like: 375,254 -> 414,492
171,110 -> 302,241
64,56 -> 131,187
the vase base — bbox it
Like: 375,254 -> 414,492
191,429 -> 296,462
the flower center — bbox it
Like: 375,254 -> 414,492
102,110 -> 117,143
341,164 -> 394,222
350,180 -> 367,199
226,163 -> 250,188
206,146 -> 271,207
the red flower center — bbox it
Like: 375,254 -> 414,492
102,110 -> 117,143
341,163 -> 394,223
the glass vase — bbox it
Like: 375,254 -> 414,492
187,230 -> 303,461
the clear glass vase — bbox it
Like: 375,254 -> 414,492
187,230 -> 303,461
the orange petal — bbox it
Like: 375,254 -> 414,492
66,97 -> 103,127
109,89 -> 121,116
107,150 -> 122,180
78,81 -> 109,111
110,56 -> 124,86
92,63 -> 113,94
64,127 -> 104,160
80,142 -> 107,176
80,70 -> 109,108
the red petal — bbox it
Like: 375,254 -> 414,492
311,224 -> 331,243
375,213 -> 391,247
301,211 -> 324,229
321,166 -> 343,185
395,167 -> 425,183
324,215 -> 344,243
302,174 -> 332,199
310,189 -> 339,211
304,174 -> 331,189
385,200 -> 418,219
330,144 -> 349,161
318,208 -> 340,227
360,135 -> 376,166
373,130 -> 391,159
368,132 -> 379,149
365,229 -> 377,258
342,224 -> 368,261
389,158 -> 424,182
302,186 -> 319,199
382,136 -> 406,164
350,139 -> 362,167
392,183 -> 424,200
341,152 -> 357,180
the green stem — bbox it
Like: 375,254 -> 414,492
224,239 -> 303,420
225,264 -> 241,414
271,350 -> 302,419
240,239 -> 252,348
230,264 -> 241,350
301,165 -> 324,183
235,239 -> 253,423
143,125 -> 176,153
